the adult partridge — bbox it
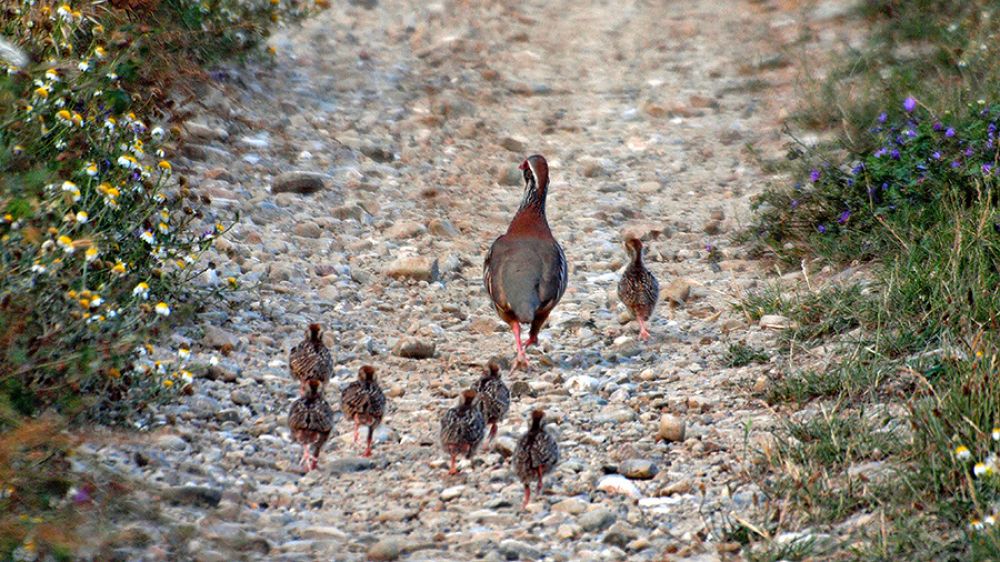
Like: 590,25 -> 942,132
484,155 -> 568,369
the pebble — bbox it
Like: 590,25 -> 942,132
367,537 -> 406,561
384,256 -> 440,282
498,539 -> 542,560
661,279 -> 691,305
657,414 -> 686,442
202,325 -> 240,350
441,485 -> 466,501
596,475 -> 643,499
619,459 -> 658,480
271,171 -> 330,194
577,508 -> 617,532
759,314 -> 794,329
392,338 -> 436,359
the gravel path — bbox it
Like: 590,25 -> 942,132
85,1 -> 858,560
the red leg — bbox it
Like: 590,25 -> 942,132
448,454 -> 458,475
352,419 -> 360,445
522,484 -> 531,509
363,427 -> 374,457
299,448 -> 313,472
488,423 -> 498,442
510,322 -> 529,368
637,317 -> 650,341
536,466 -> 544,493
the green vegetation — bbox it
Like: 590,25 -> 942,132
0,0 -> 312,558
743,1 -> 1000,558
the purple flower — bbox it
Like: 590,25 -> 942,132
946,127 -> 956,138
874,147 -> 888,158
791,199 -> 800,209
904,97 -> 917,112
891,149 -> 901,160
851,163 -> 865,174
933,122 -> 943,131
932,151 -> 942,160
878,112 -> 888,123
838,210 -> 851,224
966,147 -> 975,157
983,163 -> 993,176
809,169 -> 821,182
951,161 -> 961,168
817,224 -> 827,234
72,487 -> 91,505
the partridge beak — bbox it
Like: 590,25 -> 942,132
518,160 -> 529,171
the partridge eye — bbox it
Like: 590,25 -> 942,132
523,168 -> 533,181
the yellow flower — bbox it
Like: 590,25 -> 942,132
158,160 -> 172,172
78,298 -> 90,308
154,302 -> 171,316
56,109 -> 72,122
956,445 -> 972,461
93,24 -> 104,34
72,112 -> 82,126
132,282 -> 150,298
45,68 -> 59,81
85,162 -> 98,176
75,211 -> 88,224
158,222 -> 170,234
94,46 -> 107,59
85,246 -> 98,262
111,261 -> 126,274
57,235 -> 74,253
163,379 -> 174,388
227,276 -> 238,287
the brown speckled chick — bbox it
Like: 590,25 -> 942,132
474,359 -> 510,442
617,237 -> 659,341
288,379 -> 335,472
440,389 -> 486,475
340,365 -> 386,457
289,323 -> 333,394
513,409 -> 559,508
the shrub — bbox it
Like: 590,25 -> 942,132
0,1 -> 309,422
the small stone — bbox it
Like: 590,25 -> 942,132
327,457 -> 374,474
603,522 -> 638,548
596,475 -> 642,499
499,137 -> 526,153
552,497 -> 589,515
156,434 -> 188,451
661,279 -> 691,305
272,171 -> 330,194
498,539 -> 542,560
759,314 -> 794,329
657,414 -> 686,442
578,508 -> 616,532
441,485 -> 465,501
361,144 -> 394,163
427,218 -> 459,237
367,537 -> 405,561
230,389 -> 252,406
619,459 -> 658,480
752,375 -> 769,393
556,524 -> 579,540
563,375 -> 599,393
580,159 -> 609,178
384,256 -> 440,283
293,221 -> 323,238
659,479 -> 692,496
710,208 -> 725,221
510,380 -> 534,398
392,338 -> 436,359
703,220 -> 722,235
164,485 -> 223,508
385,220 -> 426,240
202,325 -> 240,350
